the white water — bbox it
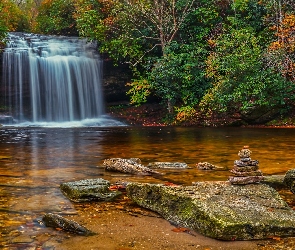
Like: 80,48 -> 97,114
2,32 -> 125,127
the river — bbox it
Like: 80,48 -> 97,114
0,126 -> 294,244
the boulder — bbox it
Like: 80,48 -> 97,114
147,162 -> 189,169
103,158 -> 161,175
42,213 -> 95,236
284,169 -> 295,194
60,178 -> 121,202
126,181 -> 295,240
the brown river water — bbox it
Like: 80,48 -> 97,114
0,126 -> 295,248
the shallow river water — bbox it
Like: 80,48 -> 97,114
0,125 -> 295,248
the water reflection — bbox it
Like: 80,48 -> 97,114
0,126 -> 295,241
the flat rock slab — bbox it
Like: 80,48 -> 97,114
60,178 -> 121,202
103,158 -> 161,175
147,162 -> 189,169
126,181 -> 295,240
43,213 -> 96,236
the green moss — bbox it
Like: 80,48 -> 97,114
127,182 -> 295,240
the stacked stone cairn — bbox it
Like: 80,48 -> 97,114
228,146 -> 264,184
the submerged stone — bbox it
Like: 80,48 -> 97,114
103,158 -> 161,175
60,178 -> 121,202
42,213 -> 95,236
126,181 -> 295,240
147,162 -> 189,169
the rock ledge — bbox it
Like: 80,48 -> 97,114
127,181 -> 295,240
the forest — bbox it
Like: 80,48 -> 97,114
1,0 -> 295,125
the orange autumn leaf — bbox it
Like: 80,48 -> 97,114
171,227 -> 189,233
164,182 -> 178,186
269,236 -> 282,241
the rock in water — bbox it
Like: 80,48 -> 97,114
196,162 -> 218,170
60,178 -> 121,202
103,158 -> 161,175
284,169 -> 295,194
126,182 -> 295,240
147,162 -> 189,169
42,213 -> 95,236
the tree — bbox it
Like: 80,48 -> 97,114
36,0 -> 77,35
0,0 -> 26,32
266,12 -> 295,82
201,25 -> 294,120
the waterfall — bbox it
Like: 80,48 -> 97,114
1,32 -> 112,126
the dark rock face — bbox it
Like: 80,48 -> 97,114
241,105 -> 280,124
60,178 -> 121,202
42,213 -> 95,236
102,59 -> 132,104
127,182 -> 295,240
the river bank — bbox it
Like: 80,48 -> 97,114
107,103 -> 295,127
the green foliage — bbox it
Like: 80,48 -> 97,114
0,0 -> 28,33
0,5 -> 8,48
201,26 -> 295,115
36,0 -> 77,35
149,42 -> 209,111
174,105 -> 196,123
126,78 -> 152,106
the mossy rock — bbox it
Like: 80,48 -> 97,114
60,178 -> 121,202
126,181 -> 295,240
284,169 -> 295,194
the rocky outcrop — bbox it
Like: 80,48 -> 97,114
42,213 -> 95,236
60,178 -> 121,202
126,181 -> 295,240
103,158 -> 161,175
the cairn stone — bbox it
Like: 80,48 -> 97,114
229,146 -> 264,185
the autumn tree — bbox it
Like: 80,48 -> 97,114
0,0 -> 27,33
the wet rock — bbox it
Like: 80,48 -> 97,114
262,175 -> 286,189
42,213 -> 95,236
196,162 -> 218,170
11,234 -> 34,243
284,169 -> 295,194
60,178 -> 121,202
126,181 -> 295,240
147,162 -> 188,169
103,158 -> 161,175
229,146 -> 264,184
0,115 -> 15,124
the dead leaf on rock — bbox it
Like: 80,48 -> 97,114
269,236 -> 282,241
164,182 -> 179,186
171,227 -> 189,233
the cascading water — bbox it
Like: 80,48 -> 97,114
2,32 -> 123,127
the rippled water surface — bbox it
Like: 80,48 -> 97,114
0,126 -> 295,246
